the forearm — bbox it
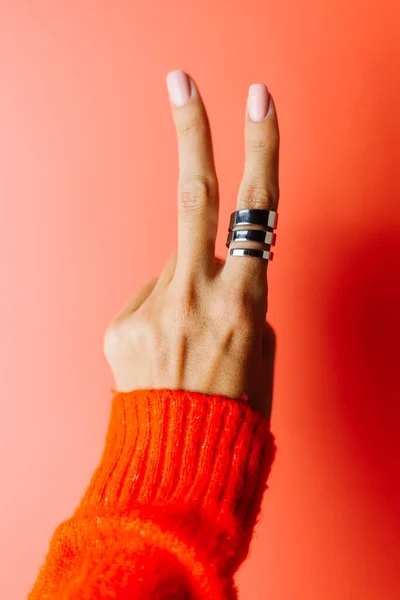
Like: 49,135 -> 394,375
29,388 -> 276,599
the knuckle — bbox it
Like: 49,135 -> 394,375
216,287 -> 256,331
177,116 -> 205,138
131,318 -> 161,354
103,321 -> 123,358
179,176 -> 215,210
104,312 -> 152,359
239,183 -> 277,209
247,135 -> 271,153
125,313 -> 158,353
230,291 -> 255,329
248,129 -> 279,154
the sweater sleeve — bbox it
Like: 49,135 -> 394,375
28,388 -> 276,599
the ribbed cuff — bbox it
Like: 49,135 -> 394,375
75,388 -> 276,532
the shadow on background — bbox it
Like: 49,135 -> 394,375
326,227 -> 400,515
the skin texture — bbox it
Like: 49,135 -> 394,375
104,72 -> 280,419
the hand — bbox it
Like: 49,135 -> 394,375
104,71 -> 280,418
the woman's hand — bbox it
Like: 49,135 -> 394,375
104,71 -> 279,418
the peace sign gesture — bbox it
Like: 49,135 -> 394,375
104,70 -> 280,418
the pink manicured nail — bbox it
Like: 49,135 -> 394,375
248,83 -> 270,122
166,70 -> 192,107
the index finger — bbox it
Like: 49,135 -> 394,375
166,71 -> 219,279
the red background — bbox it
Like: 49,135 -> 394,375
0,2 -> 399,598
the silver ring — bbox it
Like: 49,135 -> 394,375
229,248 -> 274,261
229,208 -> 278,231
226,229 -> 276,248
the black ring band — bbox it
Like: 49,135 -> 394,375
226,229 -> 276,248
229,208 -> 278,231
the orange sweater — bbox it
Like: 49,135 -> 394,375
29,388 -> 276,599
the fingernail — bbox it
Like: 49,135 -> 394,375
166,70 -> 192,107
248,83 -> 270,122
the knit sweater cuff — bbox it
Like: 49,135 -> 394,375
74,388 -> 276,535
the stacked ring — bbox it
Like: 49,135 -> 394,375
228,208 -> 278,231
226,208 -> 278,261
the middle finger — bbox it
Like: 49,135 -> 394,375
222,83 -> 280,291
